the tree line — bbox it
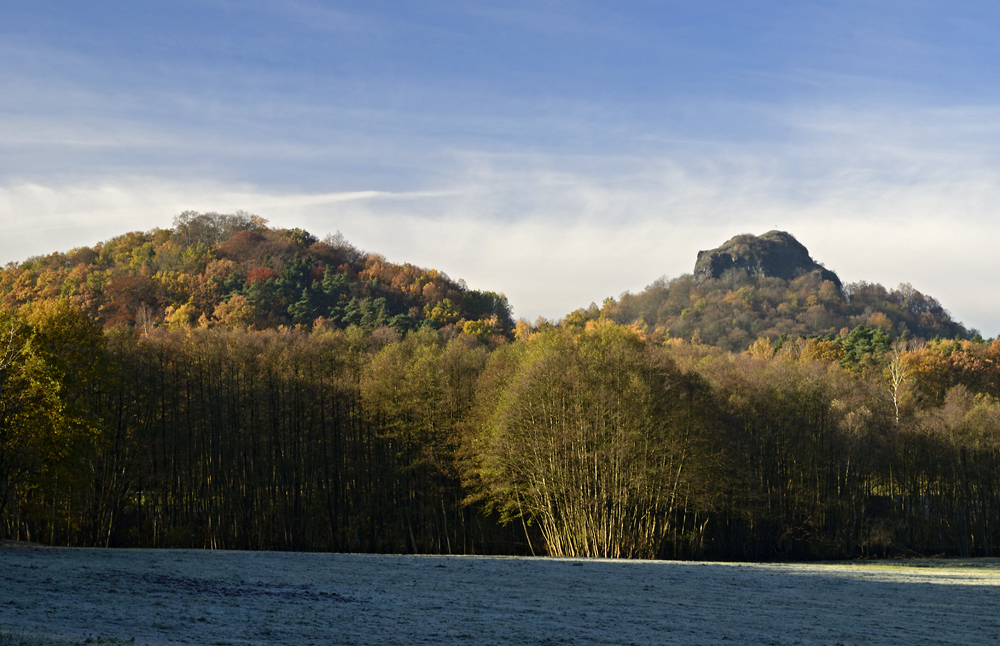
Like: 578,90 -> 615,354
3,299 -> 1000,560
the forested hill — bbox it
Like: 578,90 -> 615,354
596,231 -> 969,351
0,211 -> 513,339
0,218 -> 970,349
4,215 -> 1000,562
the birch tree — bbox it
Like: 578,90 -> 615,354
473,324 -> 710,558
887,340 -> 912,425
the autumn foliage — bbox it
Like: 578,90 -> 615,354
1,215 -> 999,561
601,271 -> 968,351
0,211 -> 513,339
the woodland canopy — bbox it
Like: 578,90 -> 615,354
1,214 -> 997,560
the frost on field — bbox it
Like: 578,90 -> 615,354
2,547 -> 1000,646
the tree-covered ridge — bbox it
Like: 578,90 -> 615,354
0,211 -> 513,339
597,234 -> 967,351
3,222 -> 999,561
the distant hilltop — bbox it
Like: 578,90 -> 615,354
693,231 -> 841,288
598,228 -> 967,350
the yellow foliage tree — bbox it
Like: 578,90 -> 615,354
423,298 -> 461,326
165,302 -> 198,330
213,294 -> 256,329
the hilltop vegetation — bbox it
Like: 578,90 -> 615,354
1,217 -> 999,561
0,221 -> 967,352
595,231 -> 969,350
0,211 -> 513,339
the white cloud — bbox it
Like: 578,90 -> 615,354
4,101 -> 1000,335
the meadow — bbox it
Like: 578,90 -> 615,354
3,545 -> 999,645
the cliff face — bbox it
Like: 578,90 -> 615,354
693,231 -> 841,287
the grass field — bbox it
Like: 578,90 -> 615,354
3,545 -> 999,645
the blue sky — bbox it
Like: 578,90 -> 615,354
4,1 -> 1000,333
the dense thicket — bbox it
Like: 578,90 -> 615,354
1,312 -> 528,553
1,218 -> 998,560
3,300 -> 1000,559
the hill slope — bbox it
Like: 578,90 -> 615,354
0,221 -> 970,350
0,211 -> 513,338
599,231 -> 967,350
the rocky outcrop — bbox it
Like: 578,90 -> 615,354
693,231 -> 841,287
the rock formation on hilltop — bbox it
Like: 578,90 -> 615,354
693,231 -> 841,287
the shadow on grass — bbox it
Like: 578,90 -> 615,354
1,630 -> 136,646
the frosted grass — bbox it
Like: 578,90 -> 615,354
2,546 -> 999,645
